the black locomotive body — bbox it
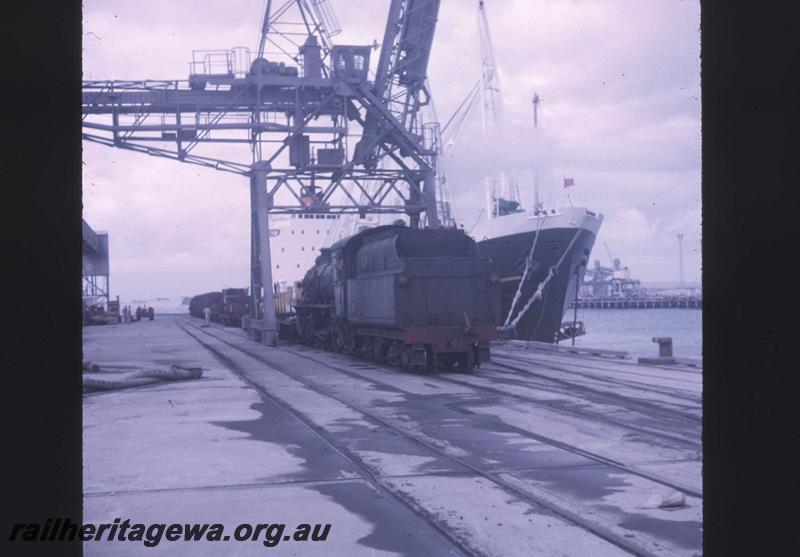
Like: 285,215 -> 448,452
189,288 -> 249,326
296,225 -> 501,371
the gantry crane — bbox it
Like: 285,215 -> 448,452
82,0 -> 442,344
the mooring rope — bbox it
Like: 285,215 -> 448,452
467,208 -> 486,236
503,214 -> 589,332
503,213 -> 547,326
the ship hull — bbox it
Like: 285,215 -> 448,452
476,225 -> 599,342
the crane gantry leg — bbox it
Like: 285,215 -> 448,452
247,162 -> 278,346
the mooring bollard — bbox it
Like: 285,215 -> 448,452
652,337 -> 673,358
638,336 -> 677,365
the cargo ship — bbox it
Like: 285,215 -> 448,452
471,202 -> 603,342
267,192 -> 602,345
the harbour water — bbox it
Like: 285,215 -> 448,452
137,298 -> 702,360
569,307 -> 702,360
125,297 -> 187,316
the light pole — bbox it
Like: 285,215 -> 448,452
677,233 -> 685,292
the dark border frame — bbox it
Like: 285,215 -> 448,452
2,1 -> 799,555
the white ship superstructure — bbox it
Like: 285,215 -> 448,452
269,213 -> 352,290
471,205 -> 603,244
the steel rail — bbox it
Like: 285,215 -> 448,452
179,318 -> 699,555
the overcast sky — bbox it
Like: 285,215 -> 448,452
82,0 -> 701,302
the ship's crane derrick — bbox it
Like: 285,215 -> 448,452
81,0 -> 444,343
478,0 -> 504,140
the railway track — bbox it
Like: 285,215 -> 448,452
180,320 -> 671,555
490,350 -> 702,406
202,322 -> 700,424
484,357 -> 702,424
393,366 -> 701,448
276,334 -> 702,447
493,345 -> 702,383
181,319 -> 702,532
249,336 -> 701,449
466,361 -> 700,427
192,320 -> 702,486
276,343 -> 703,495
178,323 -> 477,557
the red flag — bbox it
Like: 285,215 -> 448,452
563,177 -> 575,188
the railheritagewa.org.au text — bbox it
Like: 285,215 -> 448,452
9,518 -> 331,548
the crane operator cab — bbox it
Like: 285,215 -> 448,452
330,46 -> 371,83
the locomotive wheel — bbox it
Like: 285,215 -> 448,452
435,353 -> 458,372
463,349 -> 475,373
360,337 -> 374,360
329,325 -> 340,352
399,346 -> 411,372
321,335 -> 331,351
398,344 -> 428,373
425,348 -> 439,373
372,339 -> 387,364
339,325 -> 356,354
340,335 -> 356,355
325,321 -> 338,352
386,341 -> 403,368
435,353 -> 452,371
352,335 -> 365,357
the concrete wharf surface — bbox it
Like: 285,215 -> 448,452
83,315 -> 702,556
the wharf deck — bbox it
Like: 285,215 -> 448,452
83,315 -> 702,556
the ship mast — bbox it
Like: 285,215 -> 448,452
532,93 -> 543,214
478,0 -> 519,219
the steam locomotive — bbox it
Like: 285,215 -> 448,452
296,225 -> 501,371
189,288 -> 249,326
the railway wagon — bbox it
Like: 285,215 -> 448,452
296,225 -> 501,371
189,289 -> 252,326
220,287 -> 249,326
188,291 -> 224,321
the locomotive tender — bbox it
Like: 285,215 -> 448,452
296,225 -> 501,371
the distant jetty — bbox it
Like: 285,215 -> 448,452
571,295 -> 702,309
575,249 -> 701,309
